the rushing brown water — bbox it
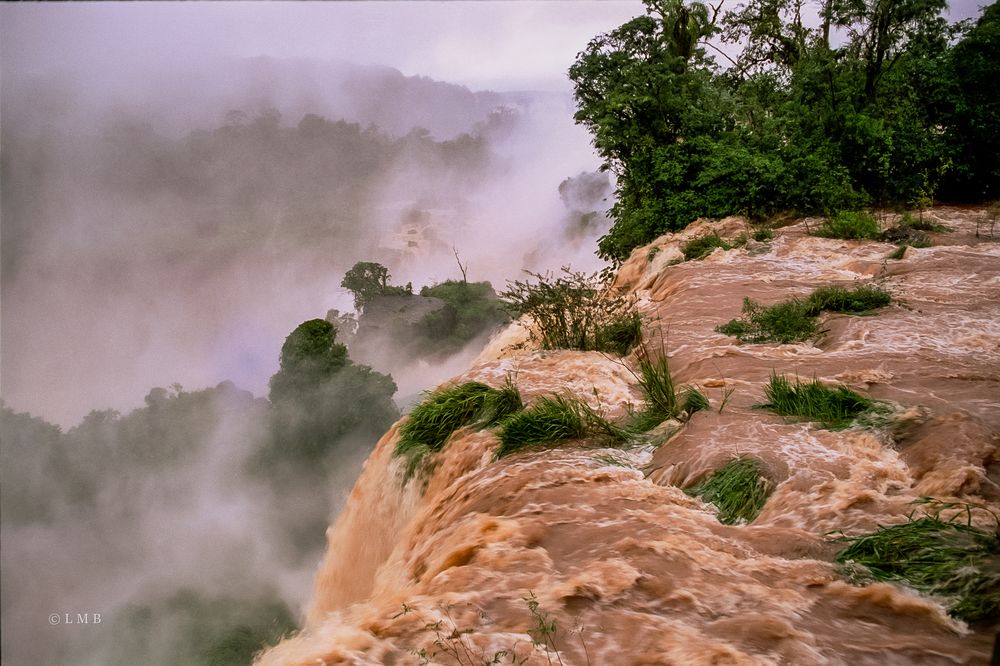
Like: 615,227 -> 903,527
260,208 -> 999,665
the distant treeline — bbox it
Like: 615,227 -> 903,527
570,0 -> 1000,261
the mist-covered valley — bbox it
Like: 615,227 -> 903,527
0,14 -> 626,662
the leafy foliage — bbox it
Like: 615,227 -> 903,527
570,0 -> 992,261
803,284 -> 891,315
836,500 -> 1000,622
760,373 -> 880,429
264,319 -> 398,471
501,269 -> 641,355
687,458 -> 774,525
626,347 -> 709,433
418,280 -> 510,351
341,261 -> 410,310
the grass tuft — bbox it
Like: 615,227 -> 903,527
835,501 -> 1000,622
495,395 -> 626,459
814,211 -> 882,240
752,227 -> 774,242
804,284 -> 891,316
717,284 -> 891,344
716,297 -> 818,344
476,377 -> 523,428
625,349 -> 710,433
759,373 -> 877,429
395,380 -> 524,480
687,458 -> 773,524
682,234 -> 731,260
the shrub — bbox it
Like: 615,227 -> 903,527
495,395 -> 626,458
594,312 -> 643,356
500,269 -> 641,355
759,373 -> 878,429
717,285 -> 891,344
898,213 -> 949,233
814,211 -> 882,240
716,298 -> 818,344
751,227 -> 774,242
687,458 -> 774,525
835,501 -> 1000,622
395,381 -> 522,479
419,280 -> 509,348
804,284 -> 892,315
681,233 -> 731,260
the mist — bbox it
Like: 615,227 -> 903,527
2,56 -> 620,429
0,2 -> 650,664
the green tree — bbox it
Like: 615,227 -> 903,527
941,3 -> 1000,200
264,319 -> 398,470
268,319 -> 348,403
341,261 -> 410,310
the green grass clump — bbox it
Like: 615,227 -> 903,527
836,506 -> 1000,622
395,380 -> 523,479
477,378 -> 524,428
682,233 -> 731,260
495,395 -> 626,458
814,211 -> 882,240
804,284 -> 891,315
715,297 -> 818,344
760,373 -> 876,429
752,227 -> 774,242
717,284 -> 890,344
687,458 -> 774,524
626,352 -> 710,433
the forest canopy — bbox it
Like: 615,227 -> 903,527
571,0 -> 1000,262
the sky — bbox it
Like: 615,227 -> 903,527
1,1 -> 647,93
2,0 -> 985,95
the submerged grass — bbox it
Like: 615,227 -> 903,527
835,501 -> 1000,622
716,298 -> 818,344
625,349 -> 710,433
395,380 -> 523,480
804,284 -> 892,315
495,395 -> 627,459
682,234 -> 730,260
717,284 -> 891,344
687,458 -> 773,525
760,373 -> 877,429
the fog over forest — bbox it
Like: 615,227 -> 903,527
2,55 -> 612,427
0,3 -> 648,664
